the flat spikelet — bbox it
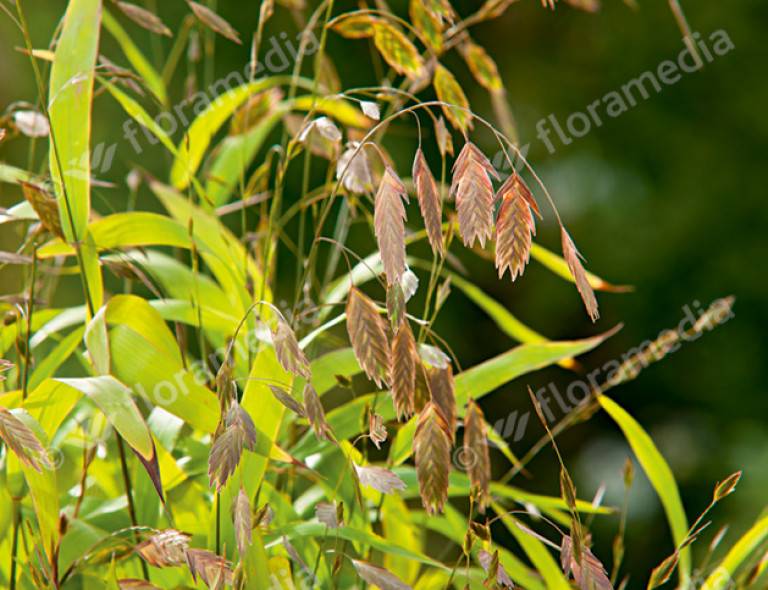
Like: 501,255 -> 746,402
0,407 -> 52,472
451,142 -> 498,248
390,320 -> 417,420
208,401 -> 257,491
374,167 -> 409,285
561,535 -> 613,590
414,402 -> 452,514
136,529 -> 191,568
495,173 -> 538,281
185,548 -> 233,588
428,365 -> 456,441
413,148 -> 444,256
303,383 -> 334,442
464,400 -> 491,513
561,227 -> 600,322
233,488 -> 252,556
413,362 -> 432,413
272,316 -> 311,379
346,288 -> 390,387
21,181 -> 65,239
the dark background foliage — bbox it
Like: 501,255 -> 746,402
1,0 -> 765,579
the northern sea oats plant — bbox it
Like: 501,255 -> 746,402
0,1 -> 761,589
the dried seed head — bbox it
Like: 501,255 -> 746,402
185,548 -> 234,588
390,321 -> 417,420
413,148 -> 444,256
208,401 -> 257,491
117,2 -> 172,36
136,529 -> 191,568
352,559 -> 411,590
414,402 -> 452,514
374,167 -> 409,286
303,383 -> 334,442
315,501 -> 342,528
269,385 -> 307,418
451,142 -> 498,248
464,400 -> 491,513
561,227 -> 600,322
413,361 -> 431,413
495,173 -> 539,281
354,463 -> 407,494
271,316 -> 311,379
428,364 -> 456,441
21,182 -> 64,239
561,535 -> 613,590
435,116 -> 454,157
0,407 -> 52,472
369,412 -> 388,449
233,488 -> 252,556
337,142 -> 373,193
346,288 -> 390,387
187,1 -> 241,44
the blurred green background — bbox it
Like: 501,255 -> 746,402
1,0 -> 765,580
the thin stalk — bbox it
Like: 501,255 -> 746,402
21,246 -> 37,400
9,501 -> 20,590
116,435 -> 150,581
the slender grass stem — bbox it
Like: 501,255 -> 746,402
9,501 -> 20,590
116,435 -> 150,581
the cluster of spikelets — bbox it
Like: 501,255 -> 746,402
242,132 -> 604,518
367,137 -> 600,321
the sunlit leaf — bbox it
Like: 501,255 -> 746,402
599,395 -> 691,586
433,63 -> 472,132
48,0 -> 101,243
372,21 -> 426,80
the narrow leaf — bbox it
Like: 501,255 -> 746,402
48,0 -> 101,243
599,395 -> 690,586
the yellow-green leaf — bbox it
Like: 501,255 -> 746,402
599,395 -> 691,587
372,21 -> 426,80
433,63 -> 472,132
48,0 -> 101,243
460,40 -> 503,92
103,9 -> 167,105
330,13 -> 379,39
411,0 -> 443,54
701,515 -> 768,590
